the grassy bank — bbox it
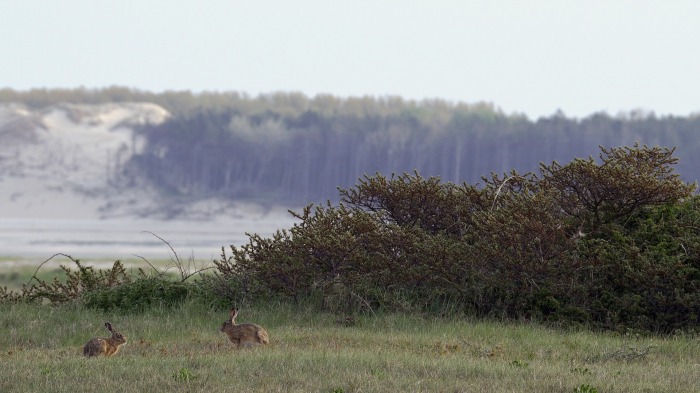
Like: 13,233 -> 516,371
1,302 -> 699,392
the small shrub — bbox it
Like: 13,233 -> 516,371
0,255 -> 131,305
574,384 -> 598,393
172,368 -> 196,382
510,359 -> 529,368
83,276 -> 190,312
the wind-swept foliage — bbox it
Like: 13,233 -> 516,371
541,144 -> 695,229
215,145 -> 700,332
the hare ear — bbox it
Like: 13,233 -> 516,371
105,322 -> 113,332
229,308 -> 238,318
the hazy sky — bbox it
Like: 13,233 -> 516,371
2,1 -> 699,119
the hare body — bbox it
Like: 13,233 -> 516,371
83,322 -> 127,357
220,308 -> 269,348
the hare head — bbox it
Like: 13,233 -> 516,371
83,321 -> 127,357
106,322 -> 127,345
219,307 -> 240,331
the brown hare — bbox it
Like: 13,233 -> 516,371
83,322 -> 127,357
220,308 -> 269,348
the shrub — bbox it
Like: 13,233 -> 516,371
83,275 -> 191,312
0,254 -> 194,312
0,255 -> 131,305
211,145 -> 700,332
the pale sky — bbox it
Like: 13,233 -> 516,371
2,0 -> 699,119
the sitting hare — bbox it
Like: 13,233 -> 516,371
83,322 -> 127,357
220,308 -> 269,348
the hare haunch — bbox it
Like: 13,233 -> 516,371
83,322 -> 127,357
220,308 -> 269,348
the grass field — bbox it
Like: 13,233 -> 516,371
1,301 -> 699,392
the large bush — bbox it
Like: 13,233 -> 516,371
216,145 -> 699,332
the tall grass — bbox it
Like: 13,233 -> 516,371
1,301 -> 699,392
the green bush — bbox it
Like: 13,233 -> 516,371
0,255 -> 194,312
83,276 -> 191,312
212,145 -> 700,332
0,256 -> 131,304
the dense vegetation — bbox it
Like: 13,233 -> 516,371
3,144 -> 699,334
213,144 -> 700,333
3,87 -> 700,203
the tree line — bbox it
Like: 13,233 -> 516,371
3,87 -> 700,204
130,103 -> 700,204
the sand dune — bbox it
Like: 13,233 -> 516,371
0,103 -> 298,259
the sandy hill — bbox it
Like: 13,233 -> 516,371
0,102 -> 171,219
0,102 -> 289,221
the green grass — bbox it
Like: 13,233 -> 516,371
1,301 -> 699,392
